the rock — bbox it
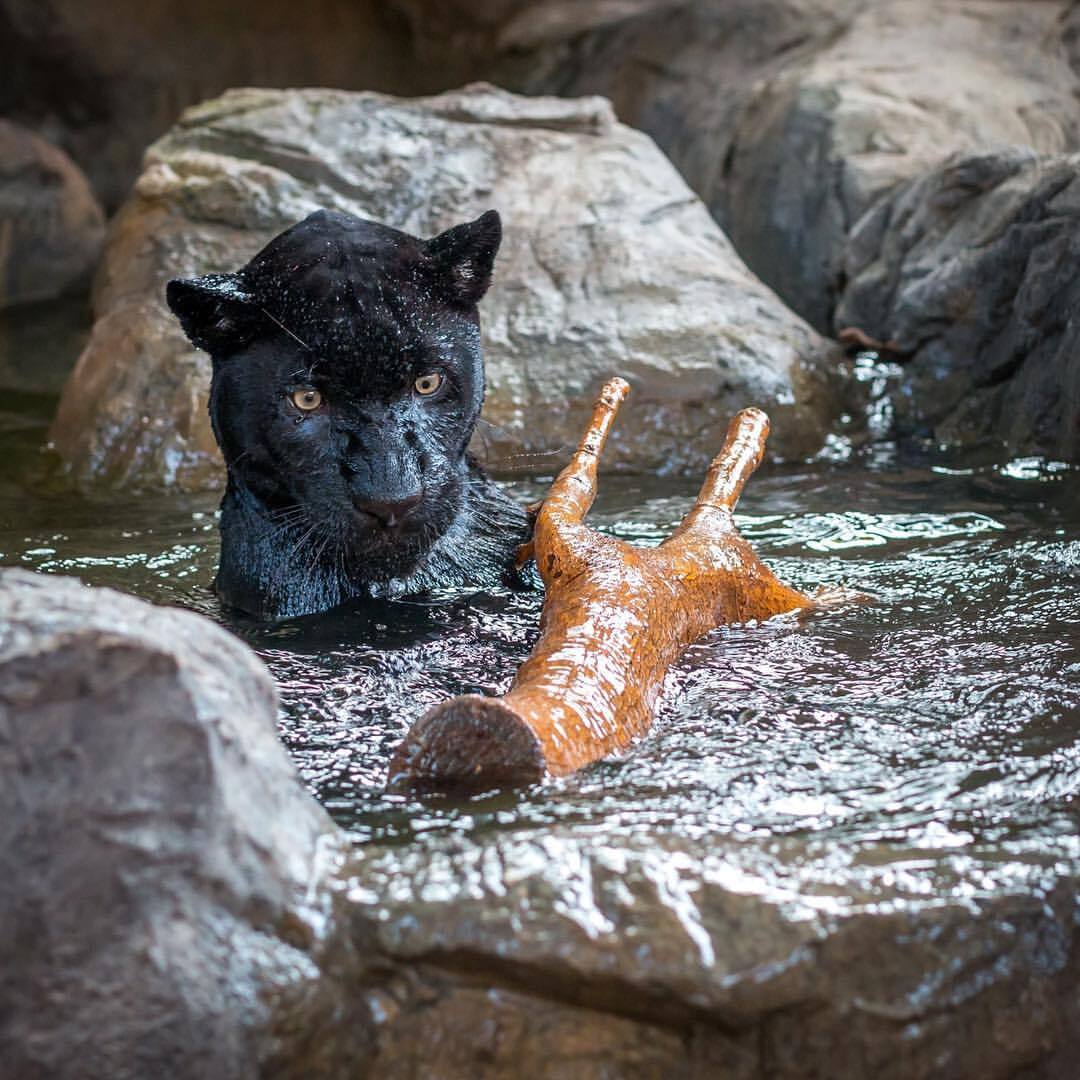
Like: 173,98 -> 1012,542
0,0 -> 423,211
422,1 -> 1080,331
348,832 -> 1080,1079
4,566 -> 1079,1076
0,569 -> 367,1078
718,0 -> 1080,332
0,120 -> 104,309
836,148 -> 1080,461
50,83 -> 842,491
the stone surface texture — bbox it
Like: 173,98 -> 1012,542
350,834 -> 1080,1080
50,83 -> 841,491
410,0 -> 1080,332
0,119 -> 104,310
0,569 -> 365,1079
837,148 -> 1080,461
3,568 -> 1080,1078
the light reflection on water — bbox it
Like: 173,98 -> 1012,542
2,400 -> 1078,905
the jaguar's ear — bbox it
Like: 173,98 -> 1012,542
425,209 -> 501,306
165,273 -> 259,355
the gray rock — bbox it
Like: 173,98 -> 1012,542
50,83 -> 842,491
0,120 -> 104,310
348,831 -> 1080,1079
717,0 -> 1080,332
836,148 -> 1080,461
0,569 -> 366,1079
422,1 -> 1080,331
3,566 -> 1079,1077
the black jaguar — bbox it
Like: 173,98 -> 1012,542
166,208 -> 530,620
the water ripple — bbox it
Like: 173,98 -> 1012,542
2,457 -> 1078,904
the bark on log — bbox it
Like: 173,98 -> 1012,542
387,378 -> 813,793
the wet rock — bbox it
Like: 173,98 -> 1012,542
419,1 -> 1080,332
0,120 -> 104,310
836,148 -> 1080,461
51,83 -> 842,491
0,569 -> 367,1079
0,0 -> 422,211
346,831 -> 1080,1079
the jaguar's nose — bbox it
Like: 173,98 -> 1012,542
353,492 -> 424,528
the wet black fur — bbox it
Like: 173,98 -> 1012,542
166,208 -> 531,620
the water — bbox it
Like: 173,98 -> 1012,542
1,307 -> 1078,913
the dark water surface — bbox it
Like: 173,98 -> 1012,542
1,316 -> 1078,914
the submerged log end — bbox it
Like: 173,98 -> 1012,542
386,695 -> 546,794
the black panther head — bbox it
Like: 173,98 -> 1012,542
166,208 -> 529,619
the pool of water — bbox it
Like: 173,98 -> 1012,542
1,305 -> 1078,910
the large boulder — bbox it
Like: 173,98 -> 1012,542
0,120 -> 104,310
716,0 -> 1080,332
50,83 -> 842,491
418,0 -> 1080,332
0,569 -> 367,1078
836,148 -> 1080,462
4,567 -> 1079,1077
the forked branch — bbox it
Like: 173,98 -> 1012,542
388,379 -> 813,793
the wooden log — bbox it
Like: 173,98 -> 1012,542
387,378 -> 814,793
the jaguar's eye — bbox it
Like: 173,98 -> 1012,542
290,388 -> 323,411
414,372 -> 443,397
